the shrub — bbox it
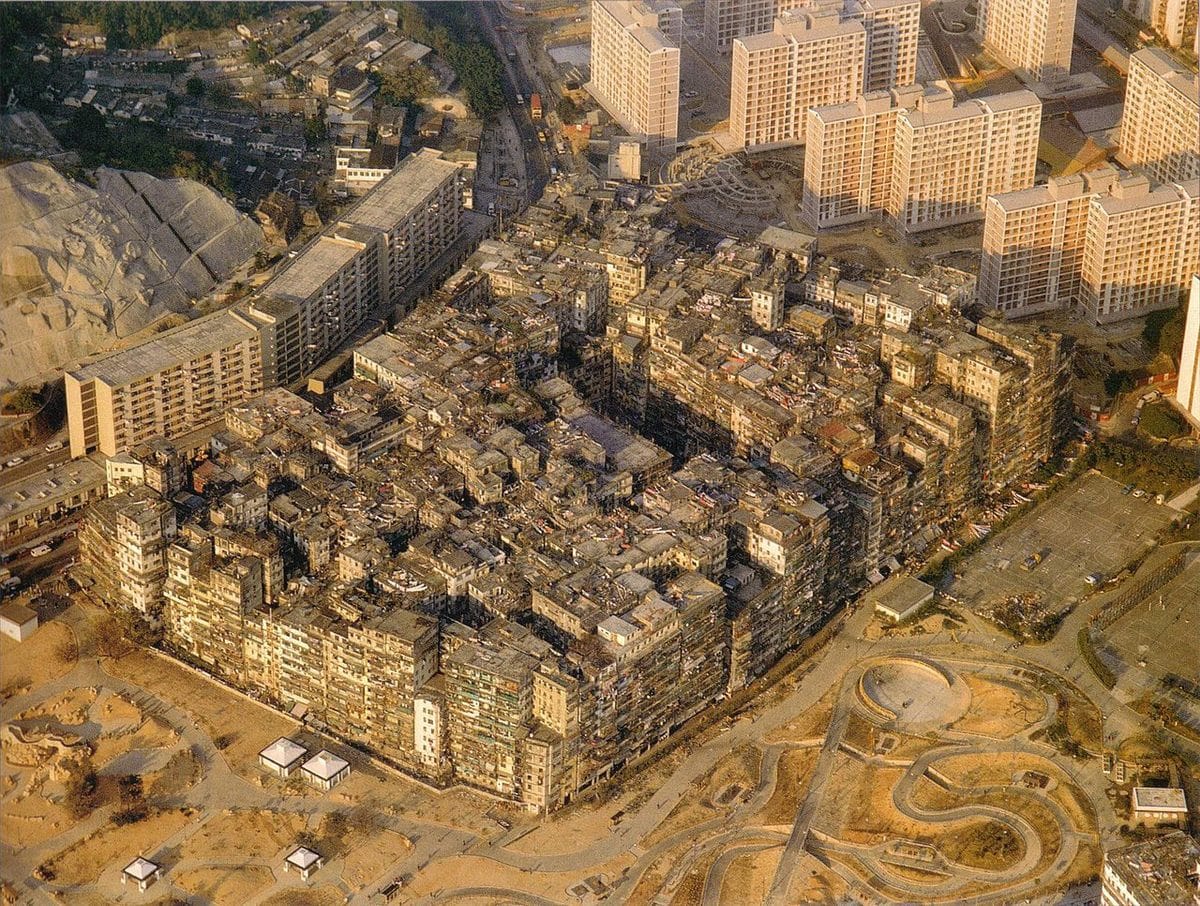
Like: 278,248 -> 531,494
1138,401 -> 1188,441
1078,627 -> 1116,689
64,757 -> 101,818
4,385 -> 40,413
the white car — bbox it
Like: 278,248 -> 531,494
45,440 -> 64,452
4,457 -> 23,468
29,544 -> 54,557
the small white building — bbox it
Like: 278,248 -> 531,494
607,138 -> 642,181
284,845 -> 323,881
1131,787 -> 1189,826
873,576 -> 935,624
0,602 -> 38,642
258,737 -> 308,778
121,857 -> 162,891
300,750 -> 350,791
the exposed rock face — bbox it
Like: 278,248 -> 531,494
0,161 -> 263,388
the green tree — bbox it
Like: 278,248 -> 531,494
52,3 -> 275,49
63,757 -> 101,819
556,96 -> 581,123
1138,402 -> 1188,440
1104,370 -> 1136,397
1143,303 -> 1188,365
4,385 -> 40,414
382,2 -> 505,117
113,773 -> 148,824
444,41 -> 505,117
304,115 -> 327,145
207,81 -> 235,108
378,63 -> 436,106
185,76 -> 206,98
171,150 -> 232,198
63,104 -> 109,153
245,41 -> 267,64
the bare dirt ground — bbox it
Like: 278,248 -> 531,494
180,809 -> 310,863
952,673 -> 1047,738
47,808 -> 192,885
763,686 -> 836,744
105,648 -> 300,783
721,844 -> 782,903
0,621 -> 77,694
174,865 -> 276,903
3,579 -> 1114,906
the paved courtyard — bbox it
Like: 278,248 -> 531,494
948,472 -> 1176,614
1101,556 -> 1200,680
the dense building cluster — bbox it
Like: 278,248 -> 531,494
729,0 -> 920,150
978,0 -> 1077,85
587,0 -> 684,151
79,180 -> 1074,812
802,83 -> 1041,232
981,164 -> 1200,323
1118,48 -> 1200,187
66,149 -> 465,459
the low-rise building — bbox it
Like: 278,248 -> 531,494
873,575 -> 934,622
1101,831 -> 1200,905
301,751 -> 351,791
1130,787 -> 1190,826
258,738 -> 308,778
0,602 -> 39,642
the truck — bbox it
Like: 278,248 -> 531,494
530,92 -> 542,119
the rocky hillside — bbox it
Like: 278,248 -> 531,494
0,161 -> 263,388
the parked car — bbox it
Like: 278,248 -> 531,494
45,440 -> 64,452
30,544 -> 54,557
1085,573 -> 1103,586
4,456 -> 23,468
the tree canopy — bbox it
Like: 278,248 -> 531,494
385,2 -> 506,117
377,63 -> 437,108
57,2 -> 272,48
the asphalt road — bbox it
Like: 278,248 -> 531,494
476,3 -> 550,206
0,446 -> 70,487
4,534 -> 78,584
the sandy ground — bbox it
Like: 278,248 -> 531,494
756,747 -> 818,827
721,844 -> 782,904
259,884 -> 345,905
47,808 -> 191,885
936,751 -> 1048,786
626,745 -> 761,854
105,649 -> 299,783
509,745 -> 690,855
818,757 -> 976,846
15,686 -> 96,725
1,789 -> 75,848
783,857 -> 853,903
763,686 -> 836,744
952,673 -> 1046,738
180,809 -> 310,863
403,852 -> 632,903
338,824 -> 412,889
175,865 -> 276,903
940,820 -> 1026,870
0,621 -> 77,693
